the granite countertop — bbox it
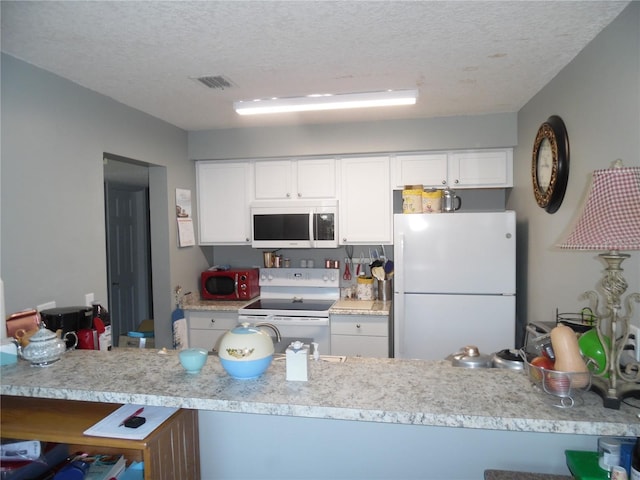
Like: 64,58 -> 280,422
1,348 -> 638,436
183,297 -> 391,315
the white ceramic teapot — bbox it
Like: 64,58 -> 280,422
19,322 -> 77,366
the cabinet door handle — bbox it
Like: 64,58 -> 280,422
210,319 -> 216,325
356,324 -> 361,329
441,180 -> 446,185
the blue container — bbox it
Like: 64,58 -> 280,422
220,356 -> 273,379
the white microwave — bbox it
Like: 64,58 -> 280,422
250,200 -> 338,249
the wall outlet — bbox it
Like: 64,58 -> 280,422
84,293 -> 95,307
36,301 -> 56,312
629,324 -> 640,362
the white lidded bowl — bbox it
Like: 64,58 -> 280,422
218,323 -> 274,379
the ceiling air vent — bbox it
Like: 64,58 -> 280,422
193,75 -> 235,90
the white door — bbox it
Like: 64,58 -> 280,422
448,149 -> 513,187
339,156 -> 392,244
197,161 -> 252,244
393,153 -> 448,188
394,293 -> 515,360
394,212 -> 515,294
254,159 -> 293,199
296,158 -> 337,199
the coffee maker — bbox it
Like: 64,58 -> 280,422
40,306 -> 93,347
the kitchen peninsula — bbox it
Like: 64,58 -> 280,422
2,348 -> 638,479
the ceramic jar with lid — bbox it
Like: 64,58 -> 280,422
218,323 -> 275,379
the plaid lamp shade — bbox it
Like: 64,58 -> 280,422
559,165 -> 640,251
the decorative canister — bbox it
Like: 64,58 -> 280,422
422,189 -> 442,213
356,276 -> 374,300
402,185 -> 423,214
218,323 -> 275,379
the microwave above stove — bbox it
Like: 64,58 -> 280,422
250,200 -> 338,249
201,268 -> 260,301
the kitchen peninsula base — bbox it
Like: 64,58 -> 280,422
0,396 -> 200,480
199,410 -> 597,479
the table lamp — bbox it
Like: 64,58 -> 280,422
558,159 -> 640,409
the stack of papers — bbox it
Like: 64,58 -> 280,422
83,404 -> 178,440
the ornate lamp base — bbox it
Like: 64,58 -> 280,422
581,251 -> 640,410
590,376 -> 640,409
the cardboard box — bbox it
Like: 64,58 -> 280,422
118,319 -> 155,348
118,335 -> 155,349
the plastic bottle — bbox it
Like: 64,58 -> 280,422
631,437 -> 640,480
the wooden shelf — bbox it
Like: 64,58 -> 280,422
1,396 -> 200,480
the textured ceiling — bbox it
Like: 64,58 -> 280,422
1,1 -> 630,131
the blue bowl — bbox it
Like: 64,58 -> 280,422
220,356 -> 273,379
179,348 -> 208,374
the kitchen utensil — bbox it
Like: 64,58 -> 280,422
344,245 -> 354,280
356,251 -> 365,276
491,349 -> 524,370
179,347 -> 208,374
263,251 -> 275,268
372,266 -> 385,281
377,279 -> 392,302
442,189 -> 462,212
384,260 -> 394,275
447,345 -> 492,368
343,262 -> 351,280
218,323 -> 275,379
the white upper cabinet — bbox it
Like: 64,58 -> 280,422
339,156 -> 392,245
393,153 -> 448,188
196,160 -> 252,245
393,149 -> 513,189
448,149 -> 513,187
254,158 -> 337,200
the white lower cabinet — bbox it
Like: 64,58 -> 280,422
186,310 -> 238,353
330,314 -> 389,358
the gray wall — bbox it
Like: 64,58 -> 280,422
189,112 -> 517,160
1,54 -> 209,347
509,3 -> 640,332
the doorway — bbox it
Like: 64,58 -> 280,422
104,155 -> 153,344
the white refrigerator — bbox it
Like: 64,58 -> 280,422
393,211 -> 516,360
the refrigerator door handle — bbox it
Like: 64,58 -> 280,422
395,233 -> 405,356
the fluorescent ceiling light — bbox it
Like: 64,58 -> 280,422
234,89 -> 418,115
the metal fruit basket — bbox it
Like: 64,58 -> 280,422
519,348 -> 592,408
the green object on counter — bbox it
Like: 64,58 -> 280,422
565,450 -> 608,480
